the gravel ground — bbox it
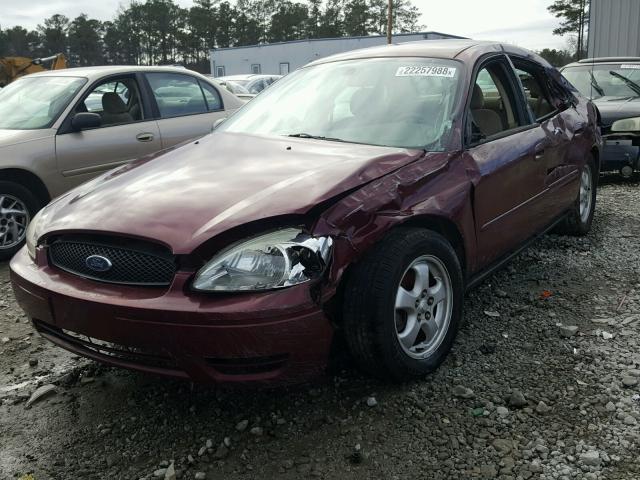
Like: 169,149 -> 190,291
1,178 -> 640,480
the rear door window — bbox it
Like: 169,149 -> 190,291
199,81 -> 223,111
146,72 -> 209,118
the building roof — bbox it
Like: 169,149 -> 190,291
210,31 -> 467,52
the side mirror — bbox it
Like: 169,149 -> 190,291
71,112 -> 102,131
212,118 -> 226,130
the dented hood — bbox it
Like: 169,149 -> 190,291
40,132 -> 425,253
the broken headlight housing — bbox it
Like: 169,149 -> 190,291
192,228 -> 333,292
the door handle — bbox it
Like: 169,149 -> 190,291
136,132 -> 154,142
534,142 -> 547,160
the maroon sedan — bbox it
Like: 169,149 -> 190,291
10,40 -> 600,384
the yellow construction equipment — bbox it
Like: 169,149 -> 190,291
0,53 -> 68,87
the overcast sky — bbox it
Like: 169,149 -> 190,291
0,0 -> 570,51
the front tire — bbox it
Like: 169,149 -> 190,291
343,228 -> 464,381
555,155 -> 597,236
0,181 -> 41,261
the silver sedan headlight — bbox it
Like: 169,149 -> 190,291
25,209 -> 45,260
611,117 -> 640,132
192,228 -> 333,292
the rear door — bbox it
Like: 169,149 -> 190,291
55,73 -> 162,190
144,72 -> 227,148
465,56 -> 550,267
509,57 -> 582,218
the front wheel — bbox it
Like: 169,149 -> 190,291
0,181 -> 41,261
342,228 -> 464,381
555,155 -> 597,236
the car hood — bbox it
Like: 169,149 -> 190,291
0,129 -> 56,147
593,96 -> 640,126
39,132 -> 426,253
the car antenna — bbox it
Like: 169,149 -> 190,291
588,0 -> 594,99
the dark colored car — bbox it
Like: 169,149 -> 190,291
10,40 -> 600,385
561,57 -> 640,176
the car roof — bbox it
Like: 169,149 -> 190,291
24,65 -> 206,80
563,57 -> 640,68
307,39 -> 549,68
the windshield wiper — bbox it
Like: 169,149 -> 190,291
589,71 -> 605,97
287,132 -> 347,143
609,70 -> 640,96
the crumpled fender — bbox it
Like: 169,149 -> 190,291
312,152 -> 477,294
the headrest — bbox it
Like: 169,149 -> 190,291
471,84 -> 484,109
102,92 -> 127,114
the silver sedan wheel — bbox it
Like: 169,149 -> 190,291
579,164 -> 593,223
0,195 -> 30,250
394,255 -> 453,359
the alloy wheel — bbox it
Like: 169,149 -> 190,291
0,194 -> 30,250
579,164 -> 593,223
394,255 -> 453,359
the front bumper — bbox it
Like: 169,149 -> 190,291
9,247 -> 334,385
601,135 -> 640,172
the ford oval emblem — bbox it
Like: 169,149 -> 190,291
85,255 -> 113,272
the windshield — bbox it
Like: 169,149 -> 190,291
219,57 -> 462,150
0,76 -> 86,130
562,64 -> 640,99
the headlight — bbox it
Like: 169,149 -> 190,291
611,117 -> 640,132
192,228 -> 333,292
25,209 -> 45,260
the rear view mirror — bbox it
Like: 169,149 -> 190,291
71,112 -> 102,131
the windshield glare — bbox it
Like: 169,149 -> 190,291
0,76 -> 86,130
219,58 -> 462,150
562,64 -> 640,99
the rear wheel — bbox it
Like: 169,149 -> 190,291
0,181 -> 41,261
343,228 -> 464,381
555,155 -> 597,236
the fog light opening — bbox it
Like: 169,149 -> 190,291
620,165 -> 634,178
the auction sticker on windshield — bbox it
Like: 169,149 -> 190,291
621,64 -> 640,69
396,66 -> 456,77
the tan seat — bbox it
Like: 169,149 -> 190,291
471,84 -> 503,137
522,78 -> 553,119
101,92 -> 133,125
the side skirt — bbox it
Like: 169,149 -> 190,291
465,212 -> 569,293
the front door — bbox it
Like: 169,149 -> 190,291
465,57 -> 549,268
55,74 -> 162,189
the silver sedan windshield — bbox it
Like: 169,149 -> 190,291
0,76 -> 86,130
219,58 -> 462,150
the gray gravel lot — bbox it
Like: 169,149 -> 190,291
1,178 -> 639,480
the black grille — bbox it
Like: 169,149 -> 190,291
48,235 -> 176,286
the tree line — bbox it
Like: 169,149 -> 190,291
0,0 -> 422,72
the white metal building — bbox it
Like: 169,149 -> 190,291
587,0 -> 640,57
209,31 -> 465,77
